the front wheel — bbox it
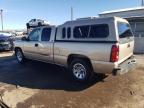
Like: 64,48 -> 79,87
15,49 -> 25,63
26,23 -> 30,28
69,59 -> 93,83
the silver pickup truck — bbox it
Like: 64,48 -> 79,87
14,17 -> 136,82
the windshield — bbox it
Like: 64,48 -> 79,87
117,22 -> 133,38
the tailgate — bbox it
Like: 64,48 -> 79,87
113,56 -> 136,75
119,39 -> 134,63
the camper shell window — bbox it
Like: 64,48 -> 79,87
73,24 -> 109,38
118,22 -> 133,38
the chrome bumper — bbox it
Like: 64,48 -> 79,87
0,43 -> 11,50
113,57 -> 136,75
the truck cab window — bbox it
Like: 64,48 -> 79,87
28,28 -> 40,41
41,28 -> 51,41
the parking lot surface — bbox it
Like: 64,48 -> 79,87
0,51 -> 144,108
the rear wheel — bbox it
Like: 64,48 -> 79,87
15,49 -> 25,63
69,59 -> 93,83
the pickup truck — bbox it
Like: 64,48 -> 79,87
26,19 -> 50,28
14,17 -> 136,82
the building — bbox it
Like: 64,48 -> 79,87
99,7 -> 144,53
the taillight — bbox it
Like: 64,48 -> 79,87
110,45 -> 119,62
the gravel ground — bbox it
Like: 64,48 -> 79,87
0,51 -> 144,108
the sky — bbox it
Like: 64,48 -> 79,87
0,0 -> 142,30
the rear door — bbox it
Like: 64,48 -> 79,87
117,22 -> 134,63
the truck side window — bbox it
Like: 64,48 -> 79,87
28,28 -> 40,41
89,24 -> 109,38
73,24 -> 109,38
41,28 -> 51,41
67,27 -> 71,38
62,28 -> 66,38
73,26 -> 89,38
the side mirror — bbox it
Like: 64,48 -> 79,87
21,37 -> 29,41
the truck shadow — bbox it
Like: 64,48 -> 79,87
0,59 -> 108,91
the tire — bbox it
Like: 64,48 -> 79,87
69,59 -> 93,83
15,49 -> 25,64
38,22 -> 42,26
26,23 -> 30,28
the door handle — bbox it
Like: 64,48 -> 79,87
35,43 -> 38,47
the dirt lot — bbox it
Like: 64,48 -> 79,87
0,51 -> 144,108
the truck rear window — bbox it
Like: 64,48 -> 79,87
118,22 -> 133,38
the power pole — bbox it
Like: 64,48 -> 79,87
71,6 -> 73,21
0,9 -> 3,31
142,0 -> 144,6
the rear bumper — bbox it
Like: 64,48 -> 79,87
91,60 -> 116,74
113,56 -> 136,75
91,56 -> 136,75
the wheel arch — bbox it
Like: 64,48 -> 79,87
15,47 -> 22,50
67,54 -> 93,70
14,47 -> 23,53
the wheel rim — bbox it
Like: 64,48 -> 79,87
73,63 -> 86,80
17,50 -> 23,62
